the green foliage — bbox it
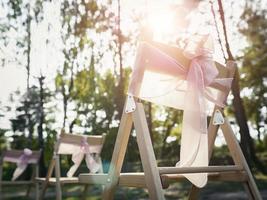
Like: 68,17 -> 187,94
239,5 -> 267,141
0,0 -> 49,66
56,0 -> 114,130
9,84 -> 55,150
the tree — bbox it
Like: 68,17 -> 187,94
56,0 -> 112,130
10,80 -> 53,175
239,4 -> 267,143
217,0 -> 266,173
1,0 -> 51,146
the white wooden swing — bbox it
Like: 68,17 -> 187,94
78,38 -> 262,200
36,130 -> 106,200
0,149 -> 41,200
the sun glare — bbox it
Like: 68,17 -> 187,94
145,2 -> 226,63
148,9 -> 174,40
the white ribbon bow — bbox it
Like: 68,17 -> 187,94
66,137 -> 101,177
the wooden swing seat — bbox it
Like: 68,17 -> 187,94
0,149 -> 41,200
37,130 -> 106,200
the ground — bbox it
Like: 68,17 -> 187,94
2,174 -> 267,199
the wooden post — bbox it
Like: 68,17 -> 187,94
102,107 -> 133,200
0,156 -> 3,200
221,119 -> 262,200
26,166 -> 34,197
35,164 -> 40,200
55,155 -> 62,200
40,158 -> 56,199
133,102 -> 165,200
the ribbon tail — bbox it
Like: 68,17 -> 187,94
12,163 -> 27,181
85,154 -> 101,174
66,152 -> 84,177
177,60 -> 208,188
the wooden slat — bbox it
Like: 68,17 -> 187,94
79,170 -> 248,191
79,173 -> 169,189
146,41 -> 230,79
60,131 -> 106,147
133,103 -> 165,200
102,107 -> 133,200
148,41 -> 189,68
79,173 -> 147,188
209,82 -> 229,92
35,164 -> 39,200
55,155 -> 62,200
119,173 -> 146,188
159,165 -> 243,174
36,177 -> 79,184
163,171 -> 247,182
2,150 -> 41,164
0,181 -> 34,185
79,173 -> 108,185
221,119 -> 262,200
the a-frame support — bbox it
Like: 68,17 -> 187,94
102,101 -> 165,200
79,99 -> 262,200
189,105 -> 262,200
79,59 -> 262,200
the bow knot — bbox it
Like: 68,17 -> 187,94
128,41 -> 233,188
12,148 -> 32,181
80,137 -> 90,153
66,137 -> 101,177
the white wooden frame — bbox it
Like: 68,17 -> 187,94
36,130 -> 106,200
79,42 -> 262,200
0,149 -> 41,200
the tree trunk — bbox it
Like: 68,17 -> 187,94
160,111 -> 179,159
217,0 -> 266,173
38,76 -> 46,176
26,3 -> 31,142
115,0 -> 125,119
147,103 -> 153,144
26,3 -> 31,92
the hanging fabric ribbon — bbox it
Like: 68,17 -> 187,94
128,39 -> 232,187
66,137 -> 101,177
11,148 -> 33,181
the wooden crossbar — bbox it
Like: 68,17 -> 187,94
60,132 -> 106,147
158,165 -> 243,174
2,150 -> 41,164
79,170 -> 248,190
0,181 -> 35,185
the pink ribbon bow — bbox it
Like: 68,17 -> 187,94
176,47 -> 231,187
67,137 -> 101,177
12,148 -> 32,181
128,41 -> 232,187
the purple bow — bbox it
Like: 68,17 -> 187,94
12,148 -> 32,181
